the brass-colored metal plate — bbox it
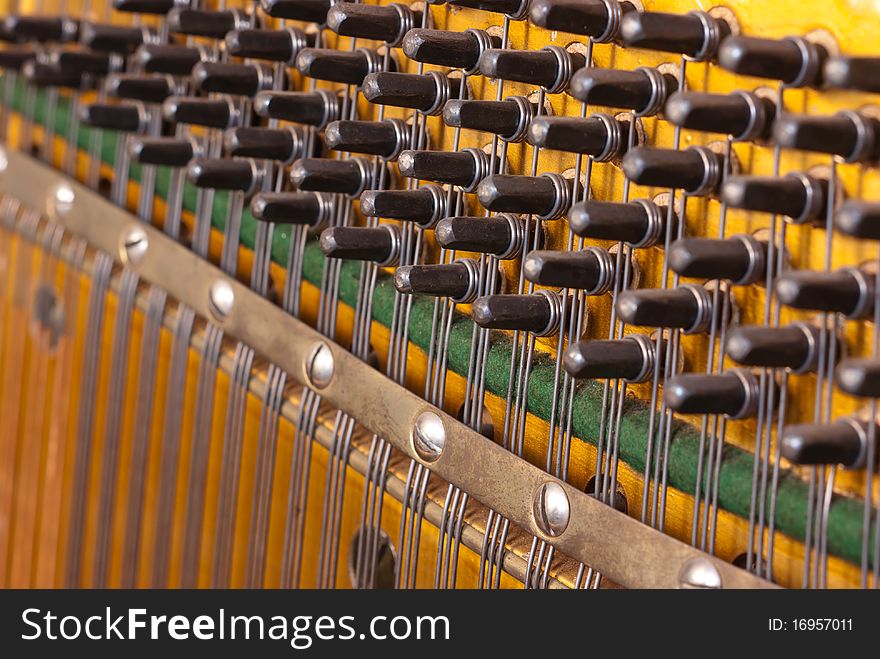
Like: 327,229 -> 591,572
0,146 -> 775,588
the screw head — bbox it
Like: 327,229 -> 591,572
120,225 -> 149,266
679,557 -> 722,589
534,481 -> 570,537
305,341 -> 334,389
348,527 -> 398,589
48,182 -> 75,218
412,410 -> 445,462
207,279 -> 235,321
32,283 -> 64,351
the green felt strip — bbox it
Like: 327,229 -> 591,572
5,76 -> 874,569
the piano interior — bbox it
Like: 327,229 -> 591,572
0,0 -> 878,590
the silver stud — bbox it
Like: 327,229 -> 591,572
534,481 -> 570,537
48,182 -> 75,217
120,225 -> 149,266
305,341 -> 334,389
679,557 -> 723,589
207,279 -> 235,321
412,410 -> 445,462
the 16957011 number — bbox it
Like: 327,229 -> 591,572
768,618 -> 853,631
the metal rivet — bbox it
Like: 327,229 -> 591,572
207,279 -> 235,321
534,481 -> 570,537
48,182 -> 75,217
306,341 -> 335,389
412,410 -> 445,462
679,557 -> 723,589
120,225 -> 149,266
